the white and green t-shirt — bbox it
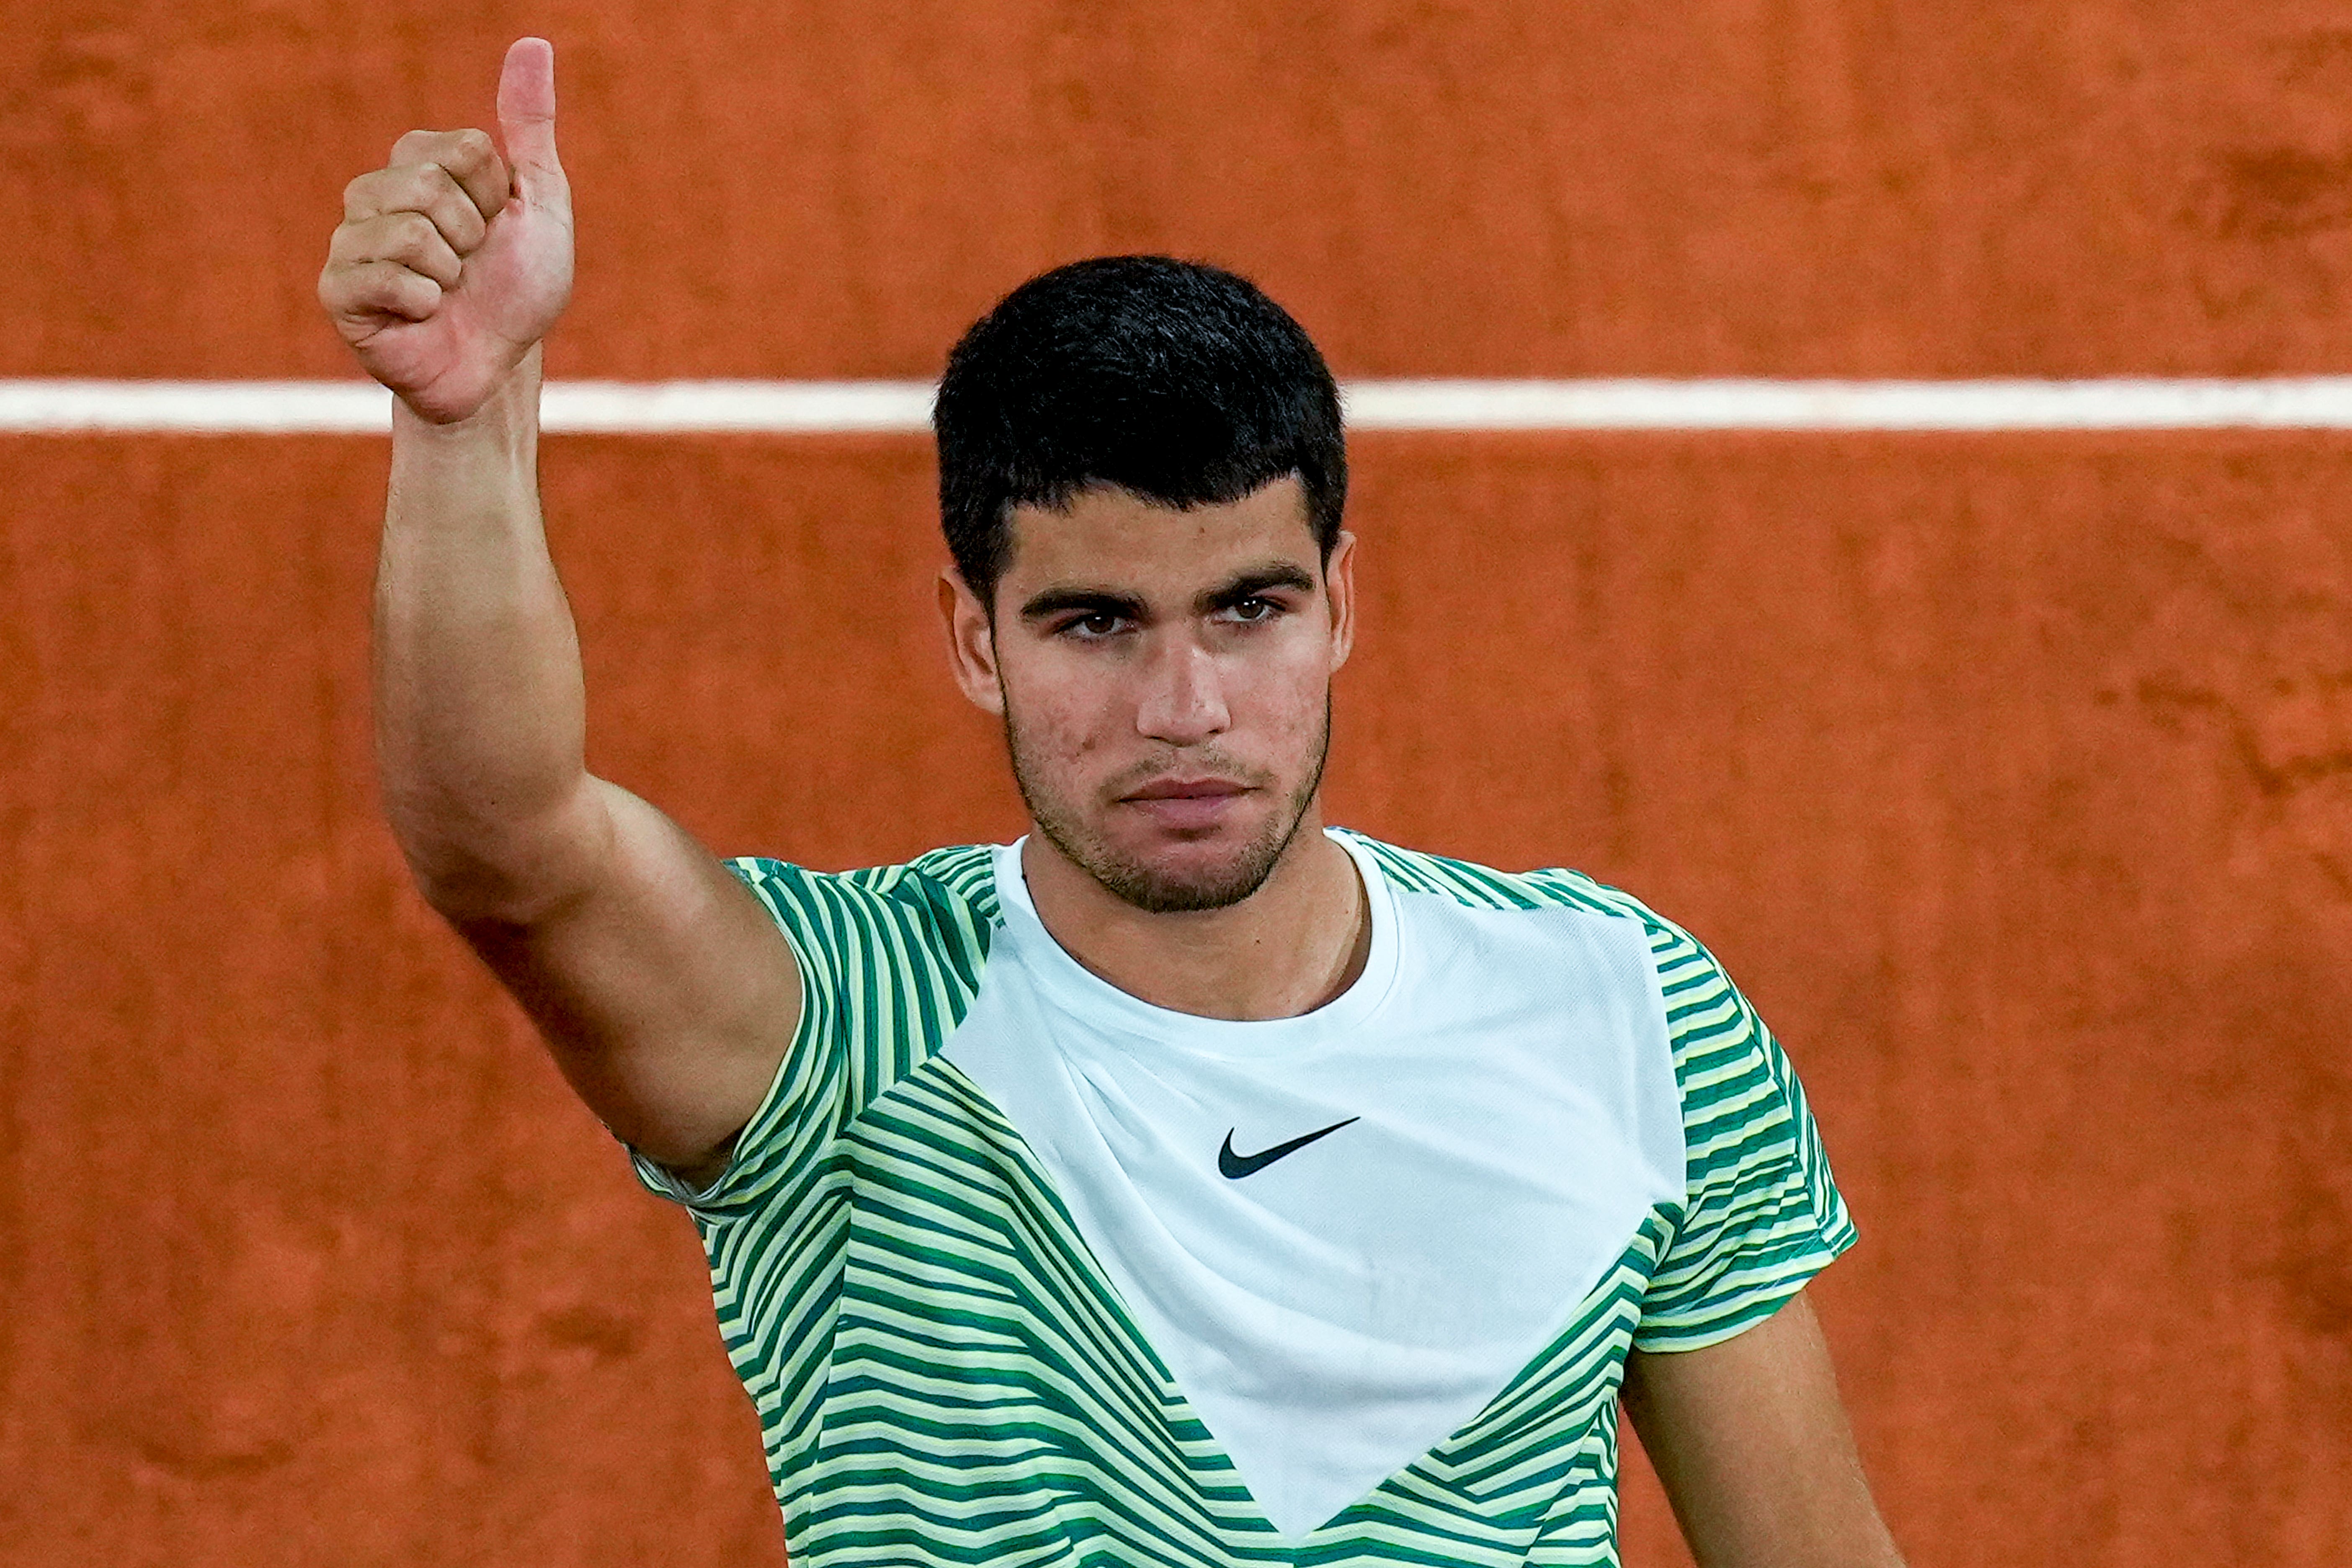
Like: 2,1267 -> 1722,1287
632,828 -> 1855,1568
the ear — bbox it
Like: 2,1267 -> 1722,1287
1323,529 -> 1358,675
938,566 -> 1005,716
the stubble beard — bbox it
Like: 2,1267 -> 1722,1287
1005,697 -> 1332,915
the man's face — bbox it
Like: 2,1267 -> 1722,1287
942,476 -> 1355,913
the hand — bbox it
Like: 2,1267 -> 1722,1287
318,38 -> 575,424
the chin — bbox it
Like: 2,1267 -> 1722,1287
1063,811 -> 1301,916
1096,854 -> 1284,915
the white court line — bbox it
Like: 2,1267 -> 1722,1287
8,377 -> 2352,433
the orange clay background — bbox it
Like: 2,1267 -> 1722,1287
4,4 -> 2352,1566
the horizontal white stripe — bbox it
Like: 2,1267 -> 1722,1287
1341,377 -> 2352,430
0,379 -> 935,434
7,377 -> 2352,433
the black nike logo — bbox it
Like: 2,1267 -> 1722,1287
1217,1117 -> 1360,1179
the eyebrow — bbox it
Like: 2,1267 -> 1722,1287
1018,586 -> 1150,624
1197,563 -> 1317,616
1017,562 -> 1318,626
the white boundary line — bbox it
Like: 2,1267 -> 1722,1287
8,377 -> 2352,433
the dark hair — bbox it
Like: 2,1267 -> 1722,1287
934,255 -> 1346,607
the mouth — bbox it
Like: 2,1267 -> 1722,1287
1123,776 -> 1250,801
1116,775 -> 1254,832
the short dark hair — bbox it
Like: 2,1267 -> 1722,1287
934,255 -> 1347,608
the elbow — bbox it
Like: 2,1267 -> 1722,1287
402,847 -> 567,928
384,781 -> 609,927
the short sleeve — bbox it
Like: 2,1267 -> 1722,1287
1632,925 -> 1857,1352
627,851 -> 995,1221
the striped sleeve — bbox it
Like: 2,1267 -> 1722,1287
1632,919 -> 1857,1352
628,851 -> 995,1220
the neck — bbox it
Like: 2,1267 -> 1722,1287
1019,810 -> 1371,1021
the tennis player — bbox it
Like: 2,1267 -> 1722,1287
320,37 -> 1907,1568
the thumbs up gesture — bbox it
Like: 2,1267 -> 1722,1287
319,39 -> 575,423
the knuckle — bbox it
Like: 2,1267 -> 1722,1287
343,170 -> 393,219
332,264 -> 382,313
386,210 -> 438,250
439,205 -> 487,250
421,165 -> 474,214
364,260 -> 438,308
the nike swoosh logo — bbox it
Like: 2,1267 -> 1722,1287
1217,1116 -> 1360,1179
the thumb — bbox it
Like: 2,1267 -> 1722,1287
496,36 -> 564,188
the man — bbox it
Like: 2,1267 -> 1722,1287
319,37 -> 1906,1568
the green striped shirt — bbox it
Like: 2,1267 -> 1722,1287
633,830 -> 1855,1566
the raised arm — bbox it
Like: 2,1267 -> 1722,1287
319,38 -> 799,1180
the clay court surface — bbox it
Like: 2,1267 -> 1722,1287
5,3 -> 2352,1565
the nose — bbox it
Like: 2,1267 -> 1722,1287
1134,632 -> 1229,746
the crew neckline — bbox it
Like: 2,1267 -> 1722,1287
988,828 -> 1400,1058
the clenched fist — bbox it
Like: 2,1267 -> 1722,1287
319,38 -> 574,424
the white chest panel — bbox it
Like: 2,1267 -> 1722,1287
941,836 -> 1686,1538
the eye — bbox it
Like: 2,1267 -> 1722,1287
1060,611 -> 1129,640
1222,596 -> 1282,624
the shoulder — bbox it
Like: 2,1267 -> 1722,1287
717,844 -> 1005,975
1337,828 -> 1738,1042
1338,827 -> 1692,941
721,842 -> 999,907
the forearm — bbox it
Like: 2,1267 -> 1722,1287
374,345 -> 601,918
